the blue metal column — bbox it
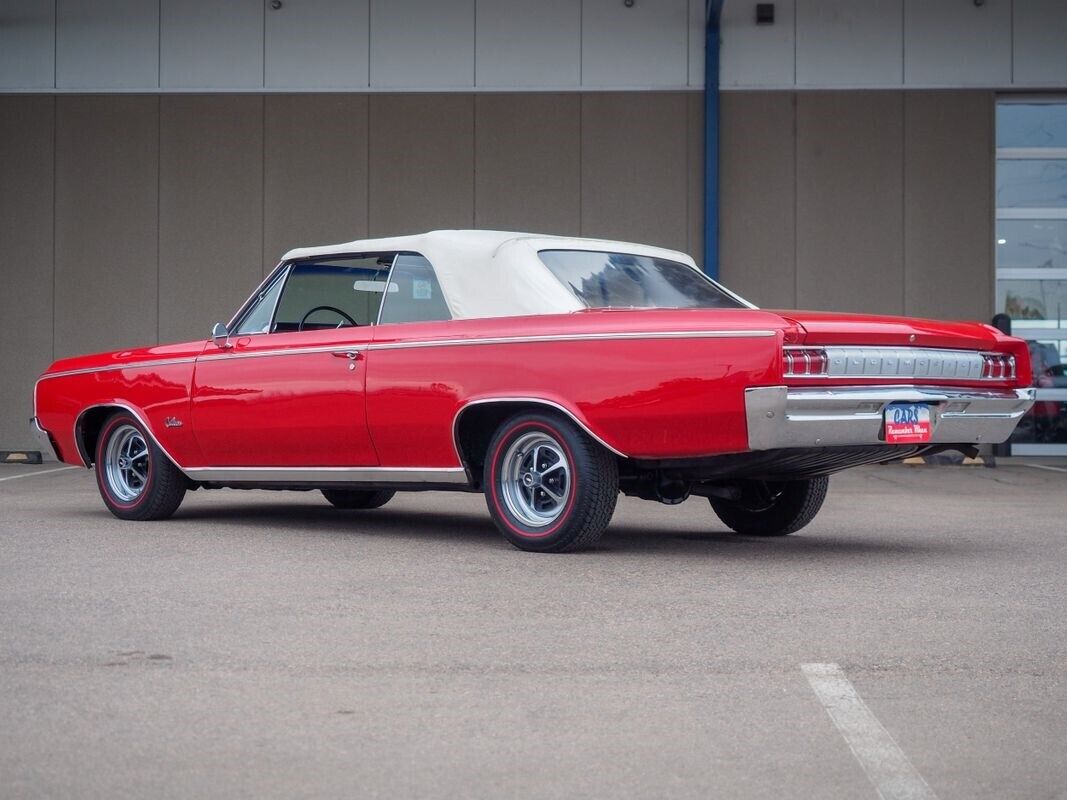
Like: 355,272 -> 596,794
703,1 -> 722,279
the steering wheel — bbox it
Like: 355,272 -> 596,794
298,305 -> 358,332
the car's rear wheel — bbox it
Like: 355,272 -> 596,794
321,489 -> 395,510
95,411 -> 187,521
484,412 -> 618,553
709,476 -> 828,536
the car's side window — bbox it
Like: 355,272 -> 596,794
378,254 -> 452,325
272,255 -> 396,333
233,269 -> 288,335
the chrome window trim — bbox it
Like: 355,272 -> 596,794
227,261 -> 287,332
374,252 -> 401,327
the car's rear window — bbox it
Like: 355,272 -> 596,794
538,250 -> 744,310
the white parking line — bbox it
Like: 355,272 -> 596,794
0,466 -> 79,483
1022,463 -> 1067,474
802,663 -> 938,800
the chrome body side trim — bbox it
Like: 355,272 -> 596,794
38,357 -> 198,381
30,417 -> 60,461
452,397 -> 628,461
181,466 -> 469,484
72,402 -> 183,469
197,344 -> 369,363
745,386 -> 1036,450
371,329 -> 776,351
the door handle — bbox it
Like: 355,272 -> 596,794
331,350 -> 363,360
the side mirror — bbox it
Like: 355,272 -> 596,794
211,322 -> 232,349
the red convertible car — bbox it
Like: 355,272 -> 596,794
33,231 -> 1035,552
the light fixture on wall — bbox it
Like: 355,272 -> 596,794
756,3 -> 775,25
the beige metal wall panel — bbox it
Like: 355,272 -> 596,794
0,98 -> 53,449
54,96 -> 159,359
582,0 -> 689,89
369,0 -> 474,89
368,94 -> 474,237
796,0 -> 903,88
719,92 -> 796,309
475,0 -> 579,89
265,95 -> 369,270
796,92 -> 904,314
474,94 -> 579,236
0,0 -> 55,89
1013,0 -> 1067,86
686,91 -> 704,268
904,0 -> 1010,87
56,0 -> 159,90
159,96 -> 264,344
580,93 -> 688,252
904,91 -> 993,322
265,0 -> 369,89
720,0 -> 796,89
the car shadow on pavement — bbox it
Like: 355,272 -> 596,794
71,500 -> 980,561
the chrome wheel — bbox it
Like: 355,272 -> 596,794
499,431 -> 571,528
103,424 -> 149,502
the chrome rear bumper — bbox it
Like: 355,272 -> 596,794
30,417 -> 61,461
745,386 -> 1036,450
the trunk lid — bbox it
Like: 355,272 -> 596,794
768,309 -> 1000,351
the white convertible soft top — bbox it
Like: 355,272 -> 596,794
281,230 -> 704,320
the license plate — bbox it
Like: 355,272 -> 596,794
884,403 -> 932,444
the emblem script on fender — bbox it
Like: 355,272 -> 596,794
164,417 -> 183,428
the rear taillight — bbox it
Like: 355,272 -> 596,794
981,352 -> 1016,381
783,347 -> 829,377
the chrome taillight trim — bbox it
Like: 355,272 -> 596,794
783,346 -> 1016,382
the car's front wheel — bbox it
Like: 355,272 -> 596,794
95,411 -> 187,521
484,412 -> 618,553
708,476 -> 828,536
321,489 -> 395,509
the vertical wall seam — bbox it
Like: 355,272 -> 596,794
472,0 -> 477,87
1009,0 -> 1015,85
366,0 -> 372,88
51,95 -> 57,361
901,91 -> 907,315
52,0 -> 57,89
156,95 -> 161,343
793,92 -> 798,308
157,0 -> 162,87
261,96 -> 266,274
578,93 -> 583,235
472,94 -> 477,227
366,95 -> 372,235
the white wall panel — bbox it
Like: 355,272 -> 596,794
796,0 -> 903,87
266,0 -> 368,89
720,0 -> 795,88
370,0 -> 473,88
475,0 -> 579,88
904,0 -> 1010,87
57,0 -> 158,89
582,0 -> 688,88
161,0 -> 263,89
0,0 -> 54,89
1013,0 -> 1067,86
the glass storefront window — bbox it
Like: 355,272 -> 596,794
997,100 -> 1067,452
996,220 -> 1067,268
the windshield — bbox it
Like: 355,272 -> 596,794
538,250 -> 745,310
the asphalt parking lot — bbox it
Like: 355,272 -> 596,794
1,462 -> 1065,799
